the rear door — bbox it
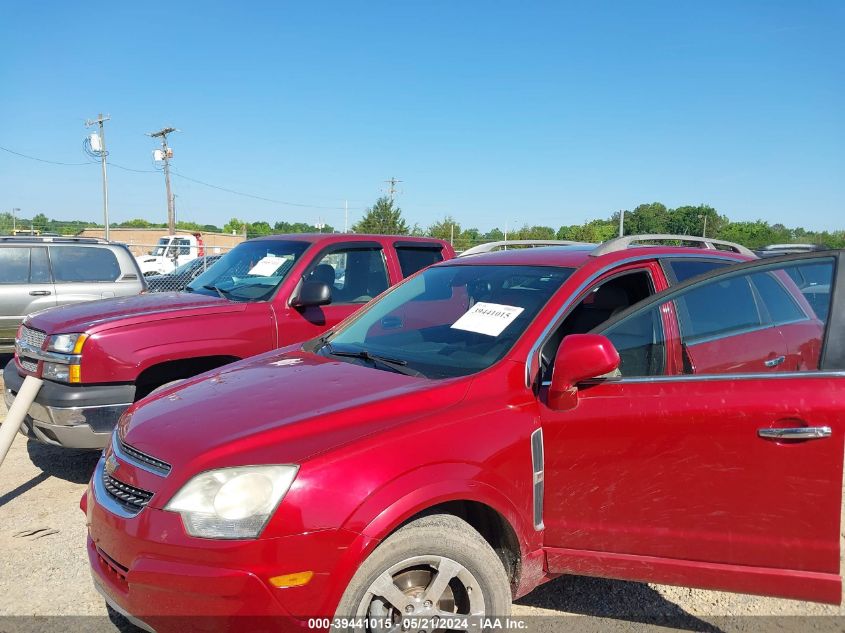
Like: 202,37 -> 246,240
0,246 -> 55,346
49,245 -> 125,304
540,252 -> 844,603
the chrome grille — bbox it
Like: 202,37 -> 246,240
101,471 -> 154,514
119,438 -> 172,475
19,326 -> 46,349
19,358 -> 38,373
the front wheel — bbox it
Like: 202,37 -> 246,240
333,514 -> 511,632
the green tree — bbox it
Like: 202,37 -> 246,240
352,197 -> 408,235
248,221 -> 273,237
223,218 -> 247,235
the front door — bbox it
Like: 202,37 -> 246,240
281,244 -> 392,345
539,252 -> 844,603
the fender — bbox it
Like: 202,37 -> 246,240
312,467 -> 540,617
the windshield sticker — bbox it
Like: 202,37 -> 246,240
248,255 -> 290,276
450,302 -> 524,337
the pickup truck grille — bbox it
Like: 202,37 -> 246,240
119,438 -> 172,476
19,326 -> 46,350
18,358 -> 38,373
101,471 -> 154,514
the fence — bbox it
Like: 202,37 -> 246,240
132,246 -> 234,293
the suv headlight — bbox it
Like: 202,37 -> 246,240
47,333 -> 88,354
165,465 -> 298,539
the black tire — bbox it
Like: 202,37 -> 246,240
333,514 -> 512,631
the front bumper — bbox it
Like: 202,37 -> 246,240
85,463 -> 371,632
3,359 -> 134,449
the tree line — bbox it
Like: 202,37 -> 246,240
2,199 -> 842,250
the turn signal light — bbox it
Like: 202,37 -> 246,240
268,571 -> 314,588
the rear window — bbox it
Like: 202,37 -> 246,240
50,246 -> 121,282
396,246 -> 444,277
662,258 -> 733,284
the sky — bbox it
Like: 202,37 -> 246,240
1,1 -> 843,233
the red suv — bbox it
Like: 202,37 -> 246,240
82,238 -> 843,632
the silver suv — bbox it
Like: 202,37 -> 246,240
0,237 -> 145,352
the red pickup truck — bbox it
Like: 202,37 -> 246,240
3,234 -> 453,449
82,237 -> 843,632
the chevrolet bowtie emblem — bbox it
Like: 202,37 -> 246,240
105,454 -> 119,476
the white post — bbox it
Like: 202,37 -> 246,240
0,376 -> 43,468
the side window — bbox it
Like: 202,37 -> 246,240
662,258 -> 733,284
675,276 -> 761,341
30,247 -> 51,283
50,246 -> 121,283
539,270 -> 654,381
178,239 -> 191,255
307,247 -> 388,304
749,272 -> 806,324
0,247 -> 30,284
396,246 -> 444,277
598,258 -> 835,378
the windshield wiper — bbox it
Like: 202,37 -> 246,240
326,346 -> 423,377
203,284 -> 231,299
313,331 -> 335,352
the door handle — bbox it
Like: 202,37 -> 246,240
758,426 -> 832,440
764,355 -> 786,368
29,290 -> 51,296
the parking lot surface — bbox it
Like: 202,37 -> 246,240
1,360 -> 843,631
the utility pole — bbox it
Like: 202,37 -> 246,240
12,208 -> 18,233
384,177 -> 402,202
344,200 -> 349,233
85,114 -> 111,240
148,127 -> 178,235
700,214 -> 708,238
618,209 -> 625,237
450,222 -> 454,245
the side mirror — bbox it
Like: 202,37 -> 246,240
292,280 -> 332,308
548,334 -> 620,410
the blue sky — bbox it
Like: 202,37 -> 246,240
1,1 -> 842,232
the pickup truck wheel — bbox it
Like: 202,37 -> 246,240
333,515 -> 511,631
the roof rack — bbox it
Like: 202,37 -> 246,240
0,236 -> 110,244
590,234 -> 755,258
459,240 -> 586,257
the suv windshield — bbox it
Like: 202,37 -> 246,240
317,264 -> 573,378
189,240 -> 309,301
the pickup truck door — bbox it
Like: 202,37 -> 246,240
538,252 -> 844,603
279,243 -> 392,346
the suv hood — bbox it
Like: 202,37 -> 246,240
26,292 -> 241,334
120,349 -> 468,474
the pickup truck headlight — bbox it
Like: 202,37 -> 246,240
165,465 -> 298,539
42,362 -> 81,383
47,333 -> 88,354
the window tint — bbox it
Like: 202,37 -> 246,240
30,248 -> 51,283
750,272 -> 805,324
309,247 -> 388,304
676,276 -> 761,341
396,246 -> 444,277
50,246 -> 121,282
663,259 -> 732,284
0,248 -> 30,283
602,306 -> 665,377
596,258 -> 834,378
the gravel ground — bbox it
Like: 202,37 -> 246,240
0,359 -> 843,632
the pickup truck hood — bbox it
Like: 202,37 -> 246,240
26,292 -> 241,334
121,349 -> 468,473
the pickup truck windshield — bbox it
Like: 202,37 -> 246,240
319,264 -> 573,378
189,240 -> 309,301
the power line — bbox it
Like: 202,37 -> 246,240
0,145 -> 96,166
